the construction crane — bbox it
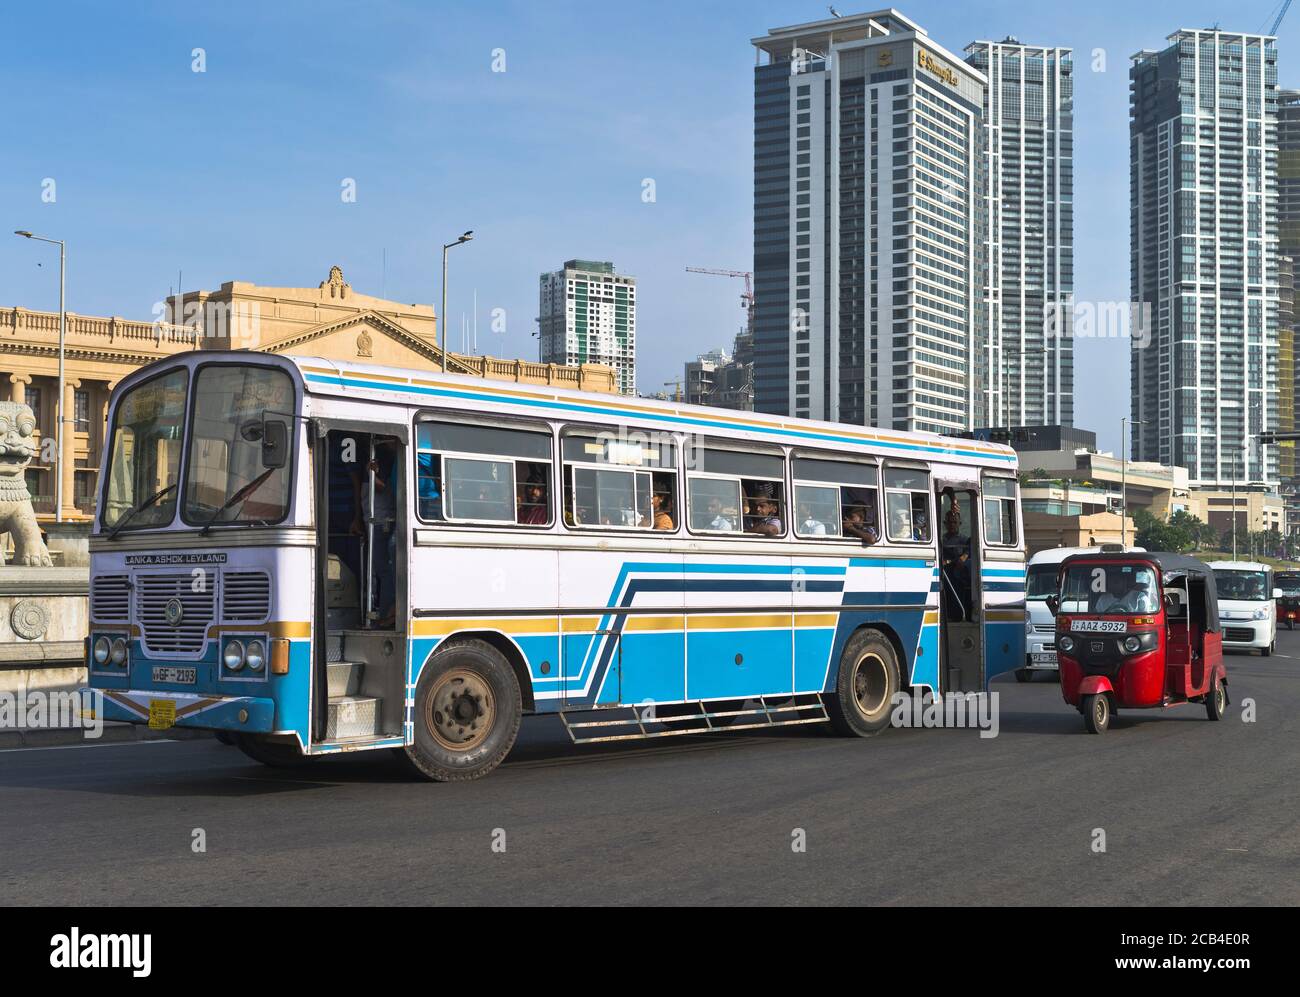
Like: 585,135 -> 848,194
662,379 -> 684,403
1264,0 -> 1293,34
685,267 -> 755,339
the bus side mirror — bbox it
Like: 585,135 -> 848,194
1045,595 -> 1059,617
261,419 -> 289,469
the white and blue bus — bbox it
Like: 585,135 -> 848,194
87,352 -> 1025,780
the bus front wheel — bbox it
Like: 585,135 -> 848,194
402,638 -> 522,782
826,629 -> 899,738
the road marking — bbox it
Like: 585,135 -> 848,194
0,738 -> 185,754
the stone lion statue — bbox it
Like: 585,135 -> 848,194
0,401 -> 52,566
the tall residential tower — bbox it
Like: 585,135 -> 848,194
538,260 -> 636,395
1130,29 -> 1279,486
965,38 -> 1074,428
752,10 -> 987,433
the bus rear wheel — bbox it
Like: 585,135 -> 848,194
402,638 -> 522,782
826,629 -> 899,737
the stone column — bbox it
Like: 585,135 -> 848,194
60,378 -> 80,519
7,372 -> 30,406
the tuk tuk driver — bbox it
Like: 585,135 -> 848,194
1115,571 -> 1159,614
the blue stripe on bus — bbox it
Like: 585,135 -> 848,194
302,373 -> 1017,463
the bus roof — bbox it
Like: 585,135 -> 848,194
285,355 -> 1018,470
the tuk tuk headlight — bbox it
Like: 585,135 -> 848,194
245,640 -> 266,672
93,636 -> 111,665
1059,635 -> 1075,653
223,640 -> 245,671
1122,635 -> 1142,653
109,638 -> 128,667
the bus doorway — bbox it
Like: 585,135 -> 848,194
936,484 -> 983,693
314,426 -> 409,746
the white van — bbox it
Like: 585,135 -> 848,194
1021,545 -> 1145,682
1208,560 -> 1279,655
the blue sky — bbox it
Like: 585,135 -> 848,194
1,1 -> 1295,454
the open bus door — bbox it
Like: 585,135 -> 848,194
932,469 -> 983,693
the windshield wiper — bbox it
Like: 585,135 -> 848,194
107,483 -> 177,540
200,468 -> 277,535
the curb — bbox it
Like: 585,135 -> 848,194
0,722 -> 210,750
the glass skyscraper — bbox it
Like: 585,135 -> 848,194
1129,29 -> 1279,486
965,39 -> 1074,429
752,10 -> 987,434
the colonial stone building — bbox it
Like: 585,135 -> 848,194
1,266 -> 615,522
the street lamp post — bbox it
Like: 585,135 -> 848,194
14,230 -> 66,523
1120,416 -> 1143,547
440,231 -> 473,373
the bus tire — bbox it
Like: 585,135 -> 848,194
826,629 -> 899,738
235,734 -> 312,768
403,638 -> 522,782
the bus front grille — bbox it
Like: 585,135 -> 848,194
222,571 -> 271,622
90,575 -> 131,622
137,572 -> 216,655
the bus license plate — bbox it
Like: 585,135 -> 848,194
152,666 -> 196,685
1071,620 -> 1127,634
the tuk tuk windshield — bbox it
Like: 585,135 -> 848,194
1060,562 -> 1160,615
1214,569 -> 1269,602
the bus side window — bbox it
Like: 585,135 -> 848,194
560,427 -> 676,531
790,455 -> 880,541
687,476 -> 741,532
415,419 -> 552,527
982,475 -> 1018,546
883,466 -> 931,543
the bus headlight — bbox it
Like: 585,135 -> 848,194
245,640 -> 266,672
93,636 -> 111,666
224,640 -> 246,671
109,637 -> 128,667
1059,635 -> 1075,654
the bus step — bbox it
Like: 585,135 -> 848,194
326,695 -> 381,740
558,695 -> 830,745
327,632 -> 345,663
326,661 -> 364,698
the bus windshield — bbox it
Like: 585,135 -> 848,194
182,366 -> 295,527
101,368 -> 188,531
1059,561 -> 1160,615
1214,569 -> 1270,602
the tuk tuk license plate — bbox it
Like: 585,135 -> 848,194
148,699 -> 176,730
1071,620 -> 1127,633
152,666 -> 196,685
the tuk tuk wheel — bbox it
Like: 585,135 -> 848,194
1082,693 -> 1110,734
1205,677 -> 1226,722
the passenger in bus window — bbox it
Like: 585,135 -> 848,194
798,503 -> 827,535
650,476 -> 675,530
745,482 -> 783,536
704,495 -> 736,531
417,451 -> 442,520
911,496 -> 931,542
516,465 -> 549,525
843,506 -> 879,544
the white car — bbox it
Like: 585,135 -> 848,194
1020,544 -> 1146,682
1208,560 -> 1280,655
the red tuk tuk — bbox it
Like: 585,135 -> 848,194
1275,571 -> 1300,630
1047,550 -> 1227,734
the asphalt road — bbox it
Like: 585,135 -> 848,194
3,634 -> 1297,906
